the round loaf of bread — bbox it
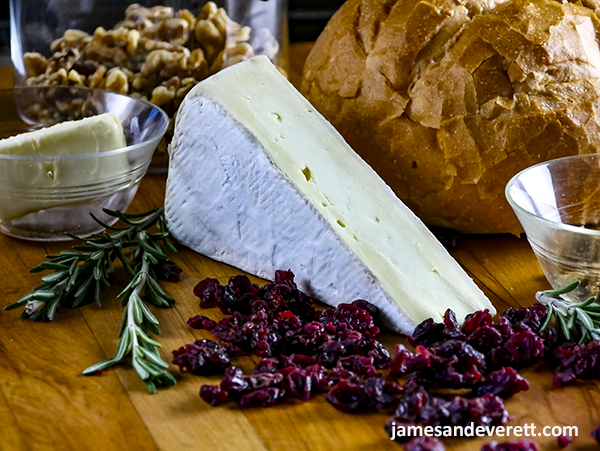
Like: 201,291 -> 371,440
301,0 -> 600,234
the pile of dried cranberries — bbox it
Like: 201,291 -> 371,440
171,270 -> 600,450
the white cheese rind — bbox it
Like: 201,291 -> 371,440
165,56 -> 495,334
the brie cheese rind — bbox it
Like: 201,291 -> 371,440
165,55 -> 495,335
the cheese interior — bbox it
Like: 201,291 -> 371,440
0,113 -> 129,221
194,56 -> 493,324
0,112 -> 126,157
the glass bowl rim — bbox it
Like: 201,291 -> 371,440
0,86 -> 169,162
506,153 -> 600,237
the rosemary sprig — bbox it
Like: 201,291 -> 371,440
4,208 -> 178,393
537,280 -> 600,344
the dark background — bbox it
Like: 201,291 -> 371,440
0,1 -> 345,67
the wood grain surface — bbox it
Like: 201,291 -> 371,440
1,48 -> 599,451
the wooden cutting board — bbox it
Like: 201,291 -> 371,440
1,48 -> 599,451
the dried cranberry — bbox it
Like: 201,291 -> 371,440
389,344 -> 437,378
362,376 -> 402,410
154,264 -> 183,282
239,387 -> 286,408
285,368 -> 314,401
474,367 -> 529,397
552,366 -> 576,388
418,395 -> 468,427
259,272 -> 315,321
270,269 -> 294,286
210,312 -> 247,344
415,392 -> 511,428
281,353 -> 320,369
273,310 -> 303,333
406,341 -> 485,389
501,304 -> 547,333
325,378 -> 368,413
430,340 -> 486,372
337,356 -> 378,378
251,299 -> 270,313
279,286 -> 316,321
220,275 -> 258,315
404,436 -> 446,451
481,440 -> 538,451
187,315 -> 216,330
467,325 -> 504,352
463,309 -> 493,334
467,393 -> 512,427
314,307 -> 334,324
193,278 -> 223,308
393,383 -> 429,422
317,368 -> 349,389
552,340 -> 600,387
247,372 -> 284,390
254,357 -> 280,374
409,318 -> 445,347
360,337 -> 390,368
171,339 -> 230,375
540,327 -> 560,355
329,303 -> 378,335
304,364 -> 329,389
489,330 -> 544,368
443,309 -> 465,341
220,366 -> 249,400
199,385 -> 229,406
221,342 -> 245,356
351,300 -> 383,327
556,435 -> 572,448
317,338 -> 350,367
491,317 -> 515,342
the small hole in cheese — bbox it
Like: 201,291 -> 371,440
337,220 -> 346,228
273,113 -> 282,122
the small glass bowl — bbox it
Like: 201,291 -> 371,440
0,86 -> 168,241
506,153 -> 600,300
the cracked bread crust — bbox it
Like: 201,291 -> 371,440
301,0 -> 600,234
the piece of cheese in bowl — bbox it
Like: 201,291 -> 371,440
0,113 -> 128,222
165,55 -> 494,335
0,86 -> 168,241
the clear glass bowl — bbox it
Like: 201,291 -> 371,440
9,0 -> 287,168
0,86 -> 168,241
506,154 -> 600,300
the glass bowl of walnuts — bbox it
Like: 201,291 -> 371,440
10,0 -> 288,168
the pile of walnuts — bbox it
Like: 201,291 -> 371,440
22,2 -> 278,164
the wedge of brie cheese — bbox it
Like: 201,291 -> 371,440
0,113 -> 128,221
165,56 -> 494,335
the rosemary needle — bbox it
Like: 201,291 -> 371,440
4,208 -> 179,393
537,281 -> 600,344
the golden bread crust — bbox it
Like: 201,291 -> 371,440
301,0 -> 600,234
